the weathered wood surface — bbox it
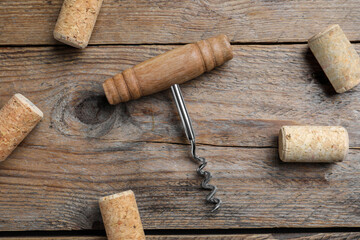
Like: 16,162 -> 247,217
2,232 -> 360,239
1,0 -> 360,45
1,44 -> 360,231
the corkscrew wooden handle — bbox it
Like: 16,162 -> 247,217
103,34 -> 233,105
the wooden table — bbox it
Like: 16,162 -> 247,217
1,1 -> 360,239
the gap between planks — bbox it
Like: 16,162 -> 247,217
4,41 -> 360,48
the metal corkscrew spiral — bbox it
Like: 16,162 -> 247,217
171,84 -> 222,212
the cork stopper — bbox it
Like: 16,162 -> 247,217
279,126 -> 349,163
53,0 -> 103,49
308,24 -> 339,43
99,190 -> 145,240
308,24 -> 360,93
0,94 -> 43,162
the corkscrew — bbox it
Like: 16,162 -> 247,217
171,84 -> 222,212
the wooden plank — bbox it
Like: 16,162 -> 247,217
1,44 -> 360,148
0,44 -> 360,231
152,234 -> 360,240
0,238 -> 107,240
1,0 -> 360,45
2,232 -> 360,239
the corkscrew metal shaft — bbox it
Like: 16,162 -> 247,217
171,84 -> 221,212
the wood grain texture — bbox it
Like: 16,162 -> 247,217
2,232 -> 360,239
155,233 -> 360,240
0,44 -> 360,231
2,0 -> 360,45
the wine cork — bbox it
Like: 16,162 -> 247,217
99,190 -> 145,240
308,24 -> 360,93
53,0 -> 103,49
0,94 -> 43,162
279,126 -> 349,163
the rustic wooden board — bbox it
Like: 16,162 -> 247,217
1,0 -> 360,45
0,44 -> 360,231
2,232 -> 360,239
